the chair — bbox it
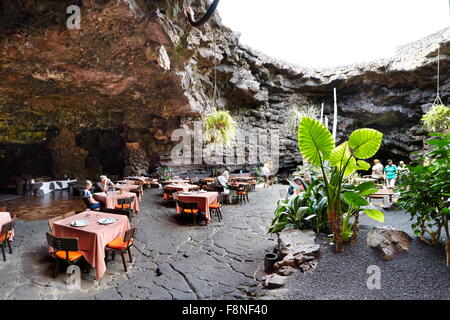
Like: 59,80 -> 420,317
115,197 -> 135,221
235,184 -> 250,204
46,232 -> 85,278
176,200 -> 203,226
105,227 -> 136,272
0,207 -> 6,212
209,200 -> 222,222
99,208 -> 132,221
163,189 -> 176,206
0,216 -> 16,262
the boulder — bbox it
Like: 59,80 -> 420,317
367,227 -> 412,261
277,228 -> 319,257
263,274 -> 288,289
277,266 -> 295,276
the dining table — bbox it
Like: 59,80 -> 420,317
52,210 -> 130,280
124,176 -> 149,184
161,179 -> 190,185
93,191 -> 140,213
114,183 -> 140,192
116,179 -> 141,185
0,212 -> 14,241
175,191 -> 219,223
164,183 -> 199,192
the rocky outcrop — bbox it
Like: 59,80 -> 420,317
367,227 -> 412,261
0,0 -> 448,183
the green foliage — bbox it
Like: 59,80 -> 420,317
298,117 -> 335,166
203,110 -> 237,147
398,133 -> 450,257
268,178 -> 328,234
297,117 -> 384,250
421,104 -> 450,133
155,166 -> 173,181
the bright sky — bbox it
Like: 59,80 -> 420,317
218,0 -> 450,67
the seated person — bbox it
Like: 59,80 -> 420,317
82,180 -> 102,209
214,170 -> 230,195
97,175 -> 115,192
287,177 -> 305,198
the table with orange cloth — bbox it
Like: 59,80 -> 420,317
164,184 -> 199,192
161,179 -> 189,185
94,191 -> 140,213
175,191 -> 218,223
52,210 -> 130,280
124,176 -> 149,183
0,212 -> 14,241
116,179 -> 141,185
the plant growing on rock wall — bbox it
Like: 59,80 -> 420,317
203,110 -> 237,147
398,133 -> 450,266
297,117 -> 384,252
155,166 -> 173,181
421,104 -> 450,133
285,102 -> 321,183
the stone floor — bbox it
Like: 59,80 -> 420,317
0,186 -> 279,300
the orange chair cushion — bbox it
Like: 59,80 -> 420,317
163,193 -> 173,200
209,203 -> 221,209
55,250 -> 83,261
115,203 -> 131,209
182,208 -> 199,214
0,231 -> 12,242
236,191 -> 246,195
107,237 -> 133,250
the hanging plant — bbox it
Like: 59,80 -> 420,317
203,109 -> 237,147
421,104 -> 450,133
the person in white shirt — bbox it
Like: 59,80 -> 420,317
215,170 -> 230,195
222,167 -> 230,181
262,163 -> 271,188
371,159 -> 384,185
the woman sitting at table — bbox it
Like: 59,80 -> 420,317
82,180 -> 102,209
214,170 -> 230,195
97,175 -> 114,192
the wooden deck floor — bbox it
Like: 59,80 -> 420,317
0,191 -> 85,221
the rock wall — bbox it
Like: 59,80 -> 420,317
0,0 -> 448,182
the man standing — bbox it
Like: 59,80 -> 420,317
371,159 -> 384,185
384,160 -> 398,189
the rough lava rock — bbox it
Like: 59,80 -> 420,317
0,1 -> 449,182
367,227 -> 412,261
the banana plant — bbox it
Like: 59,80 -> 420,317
297,117 -> 384,252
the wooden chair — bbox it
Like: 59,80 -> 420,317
163,189 -> 176,206
209,200 -> 222,222
115,197 -> 135,221
99,208 -> 132,221
176,200 -> 203,226
46,232 -> 85,278
235,184 -> 250,204
0,216 -> 16,262
0,207 -> 6,212
105,227 -> 136,272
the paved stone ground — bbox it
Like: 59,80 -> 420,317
0,186 -> 279,300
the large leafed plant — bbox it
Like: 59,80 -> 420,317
297,117 -> 384,252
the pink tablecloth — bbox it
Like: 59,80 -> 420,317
52,210 -> 130,280
114,184 -> 139,192
94,192 -> 140,213
175,191 -> 218,223
116,179 -> 141,185
0,212 -> 14,241
125,176 -> 149,183
164,184 -> 198,192
162,179 -> 189,185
